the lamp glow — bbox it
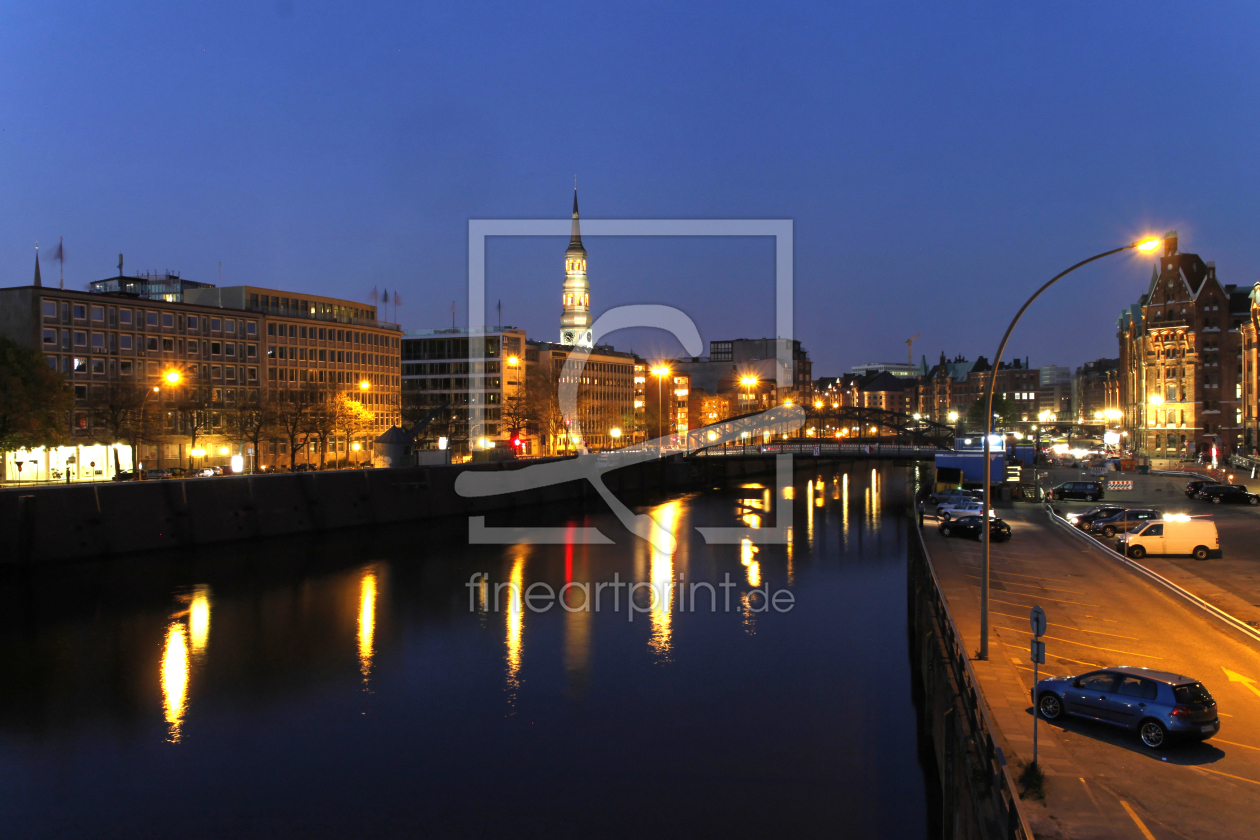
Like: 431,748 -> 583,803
359,381 -> 370,390
1149,394 -> 1164,406
164,370 -> 182,385
1136,237 -> 1162,252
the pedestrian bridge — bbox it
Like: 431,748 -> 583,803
688,441 -> 942,460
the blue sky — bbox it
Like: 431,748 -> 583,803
5,1 -> 1260,372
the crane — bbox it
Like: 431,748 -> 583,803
906,333 -> 921,368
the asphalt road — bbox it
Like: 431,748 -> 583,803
924,498 -> 1260,840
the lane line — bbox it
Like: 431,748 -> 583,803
1001,642 -> 1100,668
962,573 -> 1088,595
1193,765 -> 1260,787
1212,738 -> 1260,752
992,624 -> 1157,658
989,593 -> 1103,608
1120,800 -> 1156,840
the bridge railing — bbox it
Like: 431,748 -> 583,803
689,442 -> 941,457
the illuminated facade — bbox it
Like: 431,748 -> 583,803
559,191 -> 593,348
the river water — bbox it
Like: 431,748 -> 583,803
0,463 -> 937,839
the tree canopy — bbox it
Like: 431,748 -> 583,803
0,336 -> 72,452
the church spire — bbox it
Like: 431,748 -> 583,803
570,189 -> 583,247
33,247 -> 42,288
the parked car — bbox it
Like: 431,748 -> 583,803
1195,484 -> 1250,501
1089,509 -> 1162,538
927,488 -> 981,506
939,515 -> 1011,542
1066,505 -> 1126,530
1185,479 -> 1219,498
936,500 -> 991,521
112,470 -> 137,481
143,469 -> 171,480
1033,666 -> 1219,748
1047,481 -> 1104,501
1116,518 -> 1219,560
293,463 -> 318,472
1202,486 -> 1259,505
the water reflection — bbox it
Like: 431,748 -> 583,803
740,537 -> 761,587
505,552 -> 525,696
648,500 -> 681,660
358,568 -> 378,686
842,473 -> 850,537
161,622 -> 189,743
189,585 -> 210,655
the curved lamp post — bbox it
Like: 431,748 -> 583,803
978,235 -> 1162,660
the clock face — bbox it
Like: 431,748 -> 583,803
564,330 -> 575,342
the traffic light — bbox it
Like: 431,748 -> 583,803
511,437 -> 522,449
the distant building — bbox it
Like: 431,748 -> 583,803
849,361 -> 920,379
400,327 -> 526,454
89,271 -> 216,302
1038,366 -> 1072,420
1073,358 -> 1120,424
530,340 -> 636,452
673,338 -> 812,408
558,191 -> 593,348
916,352 -> 1039,426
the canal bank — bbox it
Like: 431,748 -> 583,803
1,454 -> 802,564
0,463 -> 940,839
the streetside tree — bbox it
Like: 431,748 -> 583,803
172,382 -> 216,471
965,393 -> 1019,432
302,386 -> 338,468
86,381 -> 150,476
0,337 -> 74,472
224,391 -> 276,473
500,390 -> 533,445
525,361 -> 566,455
273,391 -> 311,470
334,391 -> 375,465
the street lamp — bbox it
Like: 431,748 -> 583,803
976,235 -> 1162,661
610,427 -> 622,447
164,369 -> 182,385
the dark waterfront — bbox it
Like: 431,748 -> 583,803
0,463 -> 937,839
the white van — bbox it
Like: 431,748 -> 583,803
1115,518 -> 1219,561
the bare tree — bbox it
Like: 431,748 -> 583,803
526,361 -> 566,454
173,383 -> 215,470
273,391 -> 310,470
224,392 -> 275,473
86,381 -> 149,475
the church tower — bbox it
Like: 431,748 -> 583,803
559,190 -> 593,347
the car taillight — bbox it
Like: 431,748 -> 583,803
1170,704 -> 1193,717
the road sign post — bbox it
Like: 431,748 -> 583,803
1030,605 -> 1047,769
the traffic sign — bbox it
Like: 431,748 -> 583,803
1031,639 -> 1045,665
1029,605 -> 1046,637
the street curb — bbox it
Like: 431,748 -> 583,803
1044,504 -> 1260,646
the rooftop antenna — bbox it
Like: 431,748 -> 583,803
58,237 -> 64,289
451,300 -> 456,329
118,253 -> 124,276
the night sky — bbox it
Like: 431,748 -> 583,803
5,1 -> 1260,373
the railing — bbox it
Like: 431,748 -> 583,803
690,442 -> 940,458
910,515 -> 1035,840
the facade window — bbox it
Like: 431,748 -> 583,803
227,343 -> 236,358
91,359 -> 105,375
162,338 -> 174,352
73,304 -> 86,320
188,341 -> 198,355
211,342 -> 221,355
211,366 -> 222,379
91,333 -> 104,349
247,367 -> 257,381
73,331 -> 86,346
211,318 -> 221,332
91,306 -> 104,322
188,315 -> 199,330
161,313 -> 173,327
119,309 -> 132,325
146,312 -> 158,327
73,357 -> 87,373
43,329 -> 56,345
268,323 -> 276,336
226,320 -> 236,334
247,322 -> 256,335
146,337 -> 159,351
121,361 -> 133,376
42,301 -> 56,319
226,367 -> 236,381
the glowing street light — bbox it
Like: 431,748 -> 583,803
164,369 -> 182,385
1148,394 -> 1164,406
610,427 -> 622,441
507,356 -> 520,367
974,233 -> 1166,663
359,380 -> 371,391
219,446 -> 229,456
947,411 -> 959,423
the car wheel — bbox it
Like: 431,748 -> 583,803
940,513 -> 950,522
1250,496 -> 1259,505
1038,693 -> 1063,720
1213,496 -> 1223,504
1193,545 -> 1209,561
1140,719 -> 1168,749
1102,526 -> 1116,538
1129,545 -> 1146,559
1085,494 -> 1096,502
941,526 -> 952,537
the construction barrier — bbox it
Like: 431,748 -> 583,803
1107,480 -> 1134,491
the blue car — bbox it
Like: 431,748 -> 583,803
1033,666 -> 1219,749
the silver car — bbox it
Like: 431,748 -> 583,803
1033,666 -> 1219,748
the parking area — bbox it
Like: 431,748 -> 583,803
922,499 -> 1260,839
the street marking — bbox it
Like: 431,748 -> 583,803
1001,642 -> 1099,668
1119,800 -> 1156,840
1193,765 -> 1260,787
992,625 -> 1156,658
963,573 -> 1087,595
989,593 -> 1102,608
1223,668 -> 1260,699
983,568 -> 1075,583
1213,738 -> 1260,752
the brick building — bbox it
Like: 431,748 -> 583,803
1117,232 -> 1250,459
0,275 -> 399,479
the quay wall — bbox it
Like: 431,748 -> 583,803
0,454 -> 799,564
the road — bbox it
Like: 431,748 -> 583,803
923,494 -> 1260,840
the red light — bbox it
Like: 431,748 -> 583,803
1170,704 -> 1193,717
512,438 -> 521,448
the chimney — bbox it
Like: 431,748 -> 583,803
1163,231 -> 1178,257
